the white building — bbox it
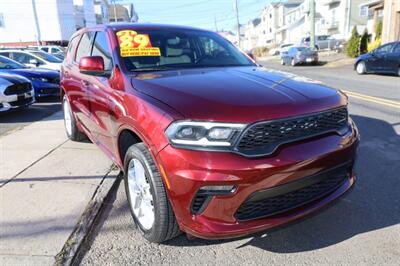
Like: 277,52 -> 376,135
0,0 -> 98,46
243,18 -> 261,51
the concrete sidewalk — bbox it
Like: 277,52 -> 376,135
0,112 -> 118,265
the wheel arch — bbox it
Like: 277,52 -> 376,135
117,128 -> 144,168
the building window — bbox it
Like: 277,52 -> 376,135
359,6 -> 368,17
0,13 -> 5,28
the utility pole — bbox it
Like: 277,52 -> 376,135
214,15 -> 218,32
113,0 -> 117,22
309,0 -> 315,49
234,0 -> 241,47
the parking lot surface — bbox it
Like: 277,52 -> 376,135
0,97 -> 60,136
79,64 -> 400,265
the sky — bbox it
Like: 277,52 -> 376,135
130,0 -> 277,32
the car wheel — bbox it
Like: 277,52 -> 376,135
356,61 -> 366,75
281,59 -> 285,65
398,67 -> 400,77
124,143 -> 181,243
62,95 -> 86,142
291,58 -> 296,66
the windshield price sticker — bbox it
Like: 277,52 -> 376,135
116,30 -> 161,57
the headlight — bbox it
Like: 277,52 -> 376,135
165,121 -> 246,149
30,77 -> 49,82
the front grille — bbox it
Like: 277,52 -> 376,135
4,83 -> 32,95
235,163 -> 351,221
39,88 -> 59,94
49,77 -> 60,84
9,96 -> 33,107
236,107 -> 348,157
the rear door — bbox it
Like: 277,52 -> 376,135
85,30 -> 115,155
67,31 -> 95,132
385,42 -> 400,73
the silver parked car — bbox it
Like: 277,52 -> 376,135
300,35 -> 344,50
0,73 -> 34,112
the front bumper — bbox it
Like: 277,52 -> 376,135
0,92 -> 35,112
157,121 -> 359,239
33,82 -> 60,97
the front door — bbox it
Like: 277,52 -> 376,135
68,31 -> 95,132
86,31 -> 115,157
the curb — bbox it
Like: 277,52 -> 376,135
54,166 -> 122,266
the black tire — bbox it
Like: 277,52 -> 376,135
356,61 -> 366,75
397,67 -> 400,77
62,95 -> 86,142
124,143 -> 181,243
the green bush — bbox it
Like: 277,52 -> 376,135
346,26 -> 360,58
359,29 -> 369,55
375,21 -> 382,40
252,46 -> 269,57
368,38 -> 381,52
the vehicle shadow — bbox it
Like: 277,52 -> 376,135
161,114 -> 400,251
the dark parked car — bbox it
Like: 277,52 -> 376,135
281,47 -> 318,66
61,24 -> 358,243
0,72 -> 34,112
0,55 -> 60,97
354,41 -> 400,76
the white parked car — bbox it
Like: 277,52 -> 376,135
0,72 -> 34,112
0,50 -> 62,71
269,43 -> 294,56
30,45 -> 66,55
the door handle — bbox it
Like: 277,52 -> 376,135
81,80 -> 90,87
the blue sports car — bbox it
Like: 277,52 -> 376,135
0,55 -> 60,98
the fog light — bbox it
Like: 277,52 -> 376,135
199,185 -> 236,194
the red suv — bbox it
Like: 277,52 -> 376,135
61,24 -> 359,243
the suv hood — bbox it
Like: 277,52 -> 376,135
131,66 -> 345,122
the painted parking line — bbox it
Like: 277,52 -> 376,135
342,90 -> 400,110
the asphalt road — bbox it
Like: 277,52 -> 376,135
79,63 -> 400,265
0,97 -> 61,136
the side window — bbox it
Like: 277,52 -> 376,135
74,32 -> 94,63
91,31 -> 113,71
199,37 -> 227,58
51,48 -> 58,53
0,52 -> 10,58
393,43 -> 400,53
41,47 -> 49,52
12,52 -> 42,65
375,43 -> 394,54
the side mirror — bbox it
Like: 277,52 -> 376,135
79,56 -> 107,76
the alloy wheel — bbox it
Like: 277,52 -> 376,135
356,62 -> 365,74
127,158 -> 155,230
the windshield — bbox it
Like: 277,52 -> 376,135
115,29 -> 255,72
0,56 -> 26,69
29,51 -> 62,63
296,47 -> 313,53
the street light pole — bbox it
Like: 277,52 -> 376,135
309,0 -> 315,49
234,0 -> 241,47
